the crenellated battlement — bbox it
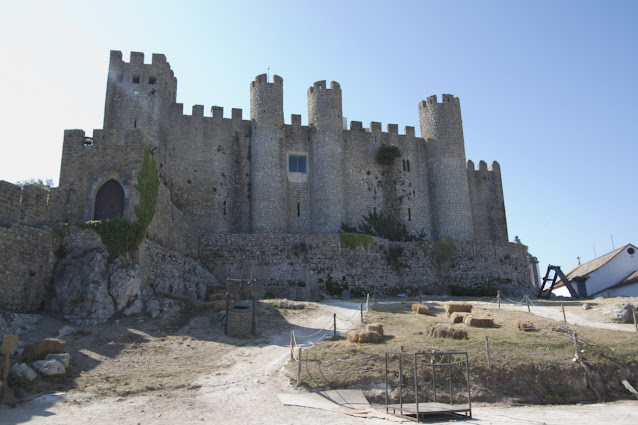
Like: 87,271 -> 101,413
0,180 -> 53,226
251,74 -> 283,87
347,121 -> 416,137
308,80 -> 341,94
467,160 -> 502,175
419,94 -> 460,109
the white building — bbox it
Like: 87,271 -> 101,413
554,244 -> 638,297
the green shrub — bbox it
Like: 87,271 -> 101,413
339,233 -> 373,250
340,211 -> 425,242
376,144 -> 401,166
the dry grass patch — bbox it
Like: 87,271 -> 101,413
411,304 -> 429,315
426,324 -> 467,339
22,338 -> 66,363
445,302 -> 472,317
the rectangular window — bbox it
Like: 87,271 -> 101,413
117,73 -> 124,83
407,159 -> 411,172
288,155 -> 307,173
132,75 -> 140,84
297,202 -> 300,217
149,76 -> 157,84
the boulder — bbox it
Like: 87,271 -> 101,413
108,261 -> 142,311
32,359 -> 65,376
9,363 -> 37,381
599,303 -> 635,323
45,353 -> 71,368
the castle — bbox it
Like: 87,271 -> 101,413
0,51 -> 530,316
59,51 -> 507,240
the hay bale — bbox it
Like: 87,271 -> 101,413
449,313 -> 467,324
516,320 -> 537,332
22,338 -> 66,363
445,302 -> 472,317
366,323 -> 384,336
464,316 -> 494,328
426,324 -> 467,340
346,329 -> 382,344
411,304 -> 429,315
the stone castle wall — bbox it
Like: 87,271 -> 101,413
0,224 -> 56,312
199,233 -> 531,299
89,51 -> 508,243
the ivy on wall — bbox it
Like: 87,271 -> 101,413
78,148 -> 159,258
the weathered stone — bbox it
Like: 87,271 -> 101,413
599,303 -> 635,323
108,260 -> 142,311
32,359 -> 65,376
9,363 -> 37,381
56,326 -> 75,339
123,297 -> 144,317
45,353 -> 71,368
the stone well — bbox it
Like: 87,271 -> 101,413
226,304 -> 254,337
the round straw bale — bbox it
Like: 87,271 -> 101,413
411,304 -> 429,315
346,329 -> 382,344
426,324 -> 467,340
366,323 -> 384,336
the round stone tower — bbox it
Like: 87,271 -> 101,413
418,94 -> 474,241
308,81 -> 345,234
249,74 -> 286,233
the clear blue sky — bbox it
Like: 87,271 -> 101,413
1,0 -> 637,277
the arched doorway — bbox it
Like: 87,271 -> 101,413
94,179 -> 124,220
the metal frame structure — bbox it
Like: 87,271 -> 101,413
384,351 -> 472,421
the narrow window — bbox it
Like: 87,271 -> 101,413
373,207 -> 377,214
297,202 -> 300,217
134,119 -> 137,128
407,159 -> 411,172
132,75 -> 140,84
149,76 -> 157,84
288,155 -> 307,173
402,159 -> 406,172
223,201 -> 227,216
117,73 -> 124,83
408,208 -> 412,221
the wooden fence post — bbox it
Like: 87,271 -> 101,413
561,303 -> 567,323
297,347 -> 303,387
485,336 -> 492,369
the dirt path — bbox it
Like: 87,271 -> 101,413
2,300 -> 637,425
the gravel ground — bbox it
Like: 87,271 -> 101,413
1,298 -> 637,425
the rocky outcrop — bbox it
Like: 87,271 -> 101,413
48,227 -> 217,325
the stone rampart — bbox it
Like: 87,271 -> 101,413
0,224 -> 56,311
198,234 -> 531,300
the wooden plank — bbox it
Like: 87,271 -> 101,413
1,334 -> 19,356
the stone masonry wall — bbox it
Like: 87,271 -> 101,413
0,224 -> 56,311
199,233 -> 531,300
467,160 -> 508,241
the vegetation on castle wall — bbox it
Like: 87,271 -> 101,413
338,233 -> 373,250
78,148 -> 159,258
340,211 -> 425,242
376,144 -> 402,166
